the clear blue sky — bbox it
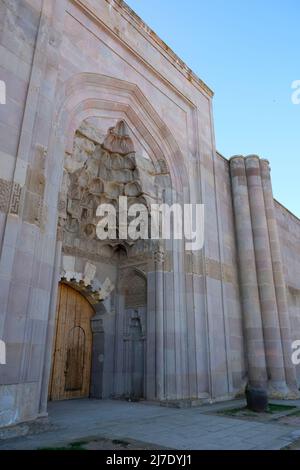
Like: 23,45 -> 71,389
126,0 -> 300,217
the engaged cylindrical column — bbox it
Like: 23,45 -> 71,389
245,156 -> 287,395
260,159 -> 299,395
154,248 -> 165,401
39,239 -> 62,416
230,156 -> 267,390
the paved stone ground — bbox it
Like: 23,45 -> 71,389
1,399 -> 300,450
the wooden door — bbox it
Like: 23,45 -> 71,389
49,283 -> 94,401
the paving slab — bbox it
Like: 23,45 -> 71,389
0,399 -> 299,450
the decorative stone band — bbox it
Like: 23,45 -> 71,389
0,178 -> 22,215
62,245 -> 235,282
59,266 -> 115,304
62,245 -> 154,267
0,178 -> 11,213
185,256 -> 236,283
10,183 -> 22,215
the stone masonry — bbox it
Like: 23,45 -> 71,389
0,0 -> 299,429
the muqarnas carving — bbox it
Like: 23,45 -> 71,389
61,121 -> 155,256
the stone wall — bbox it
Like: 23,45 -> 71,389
0,0 -> 217,427
276,202 -> 300,384
0,0 -> 46,428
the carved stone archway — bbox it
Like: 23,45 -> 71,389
51,115 -> 169,401
40,72 -> 188,413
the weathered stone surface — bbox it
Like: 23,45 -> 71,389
102,121 -> 135,155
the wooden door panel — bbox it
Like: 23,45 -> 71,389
49,284 -> 94,401
65,327 -> 85,391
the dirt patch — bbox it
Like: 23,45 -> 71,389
213,403 -> 298,423
39,437 -> 165,451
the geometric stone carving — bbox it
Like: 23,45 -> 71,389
0,178 -> 11,213
64,271 -> 82,283
0,179 -> 22,216
154,249 -> 165,265
59,268 -> 114,303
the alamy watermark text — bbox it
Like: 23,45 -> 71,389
291,80 -> 300,104
0,340 -> 6,365
0,80 -> 6,105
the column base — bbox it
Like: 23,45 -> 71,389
267,381 -> 299,399
246,387 -> 268,412
283,387 -> 300,400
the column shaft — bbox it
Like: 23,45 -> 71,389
230,157 -> 267,390
155,250 -> 165,400
245,156 -> 287,395
260,159 -> 299,395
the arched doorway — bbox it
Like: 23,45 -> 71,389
49,283 -> 95,401
47,118 -> 171,403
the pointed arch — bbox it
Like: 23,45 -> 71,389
119,267 -> 147,309
52,73 -> 188,195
